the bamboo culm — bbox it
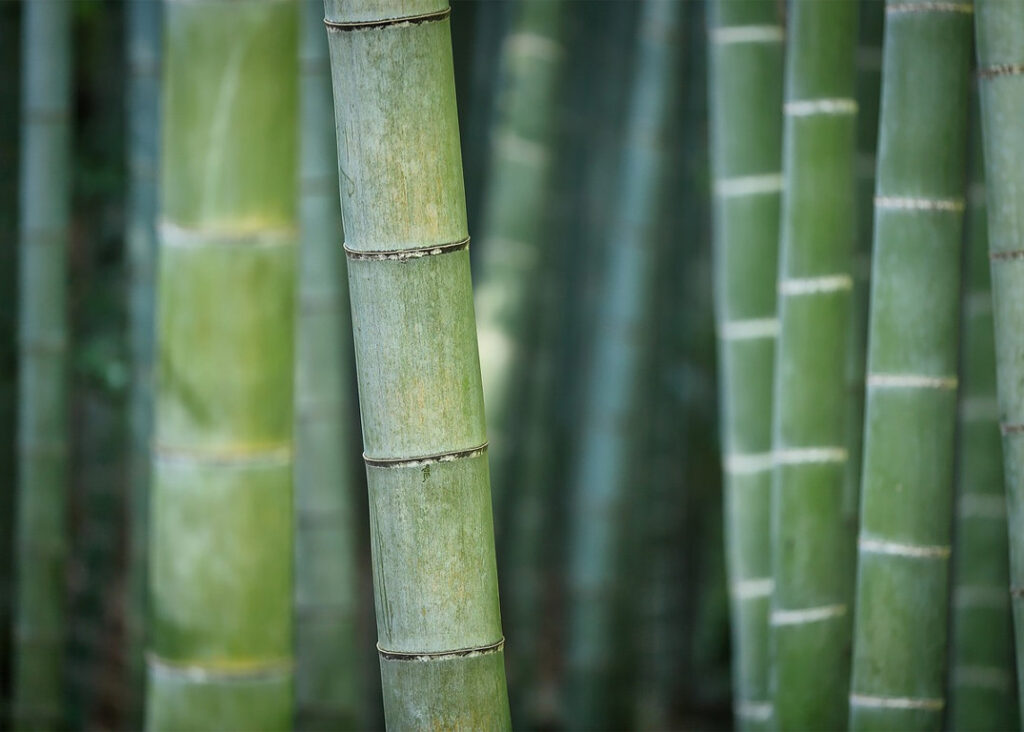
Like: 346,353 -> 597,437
974,0 -> 1024,720
769,1 -> 858,727
849,1 -> 972,728
146,1 -> 298,728
947,96 -> 1019,730
125,0 -> 161,722
12,1 -> 71,728
294,0 -> 360,727
706,1 -> 784,728
564,2 -> 684,727
322,1 -> 511,726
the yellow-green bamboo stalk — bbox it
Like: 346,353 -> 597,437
146,1 -> 298,729
322,2 -> 511,726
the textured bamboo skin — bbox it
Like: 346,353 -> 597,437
147,2 -> 298,729
12,1 -> 71,728
324,2 -> 511,727
770,2 -> 857,728
948,106 -> 1019,731
125,0 -> 161,722
294,0 -> 359,728
850,2 -> 972,729
707,2 -> 784,729
975,0 -> 1024,721
474,0 -> 565,535
564,2 -> 684,727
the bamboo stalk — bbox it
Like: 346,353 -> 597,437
294,0 -> 359,728
12,0 -> 71,728
948,96 -> 1019,731
125,0 -> 161,723
146,1 -> 299,728
849,1 -> 972,728
564,2 -> 684,726
322,2 -> 511,726
974,0 -> 1024,721
706,1 -> 784,728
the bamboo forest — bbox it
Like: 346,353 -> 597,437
5,0 -> 1024,730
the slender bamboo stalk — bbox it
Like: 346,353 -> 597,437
322,2 -> 511,727
849,2 -> 972,728
146,1 -> 298,728
12,0 -> 71,728
948,97 -> 1019,731
294,0 -> 359,728
707,1 -> 784,728
474,0 -> 566,540
564,2 -> 684,727
769,1 -> 858,728
125,0 -> 161,722
974,0 -> 1024,721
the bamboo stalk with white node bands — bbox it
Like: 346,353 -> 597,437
975,0 -> 1024,720
849,1 -> 973,729
146,1 -> 299,728
707,0 -> 785,728
769,0 -> 858,727
322,1 -> 511,726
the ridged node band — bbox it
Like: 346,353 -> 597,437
378,637 -> 504,661
324,7 -> 450,31
364,442 -> 488,469
147,653 -> 293,682
344,236 -> 470,262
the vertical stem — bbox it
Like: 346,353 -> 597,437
293,0 -> 360,728
13,0 -> 71,728
146,1 -> 298,728
850,1 -> 972,728
948,95 -> 1019,731
322,2 -> 511,727
706,1 -> 785,728
974,0 -> 1024,721
770,1 -> 858,728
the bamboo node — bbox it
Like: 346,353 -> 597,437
735,701 -> 773,721
363,442 -> 488,469
771,604 -> 847,626
324,7 -> 450,31
709,25 -> 784,45
886,2 -> 972,13
377,637 -> 504,661
146,653 -> 293,683
344,237 -> 470,262
778,275 -> 853,296
718,318 -> 779,341
714,173 -> 783,198
989,249 -> 1024,262
784,98 -> 857,117
858,537 -> 951,559
874,196 -> 965,212
978,63 -> 1024,80
730,578 -> 774,599
774,447 -> 848,465
849,693 -> 944,711
867,373 -> 958,389
999,422 -> 1024,435
724,451 -> 774,474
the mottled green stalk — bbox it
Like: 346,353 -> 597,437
12,1 -> 71,728
294,0 -> 359,728
146,2 -> 298,729
125,0 -> 161,722
948,100 -> 1019,731
770,2 -> 857,728
474,0 -> 565,536
707,2 -> 784,728
849,2 -> 972,728
975,0 -> 1024,720
564,2 -> 684,727
323,2 -> 510,727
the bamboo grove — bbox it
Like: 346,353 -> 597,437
6,0 -> 1024,730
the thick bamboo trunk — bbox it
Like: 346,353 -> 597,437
146,1 -> 298,729
294,0 -> 359,728
849,2 -> 972,728
12,1 -> 71,728
974,0 -> 1024,720
948,99 -> 1019,731
707,1 -> 784,728
769,2 -> 857,728
125,0 -> 161,722
564,2 -> 684,727
322,2 -> 511,727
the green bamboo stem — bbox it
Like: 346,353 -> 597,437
146,1 -> 298,728
125,0 -> 161,722
770,1 -> 857,728
947,98 -> 1019,731
564,2 -> 684,727
706,1 -> 784,728
849,2 -> 972,728
974,0 -> 1024,721
294,0 -> 359,727
322,2 -> 510,727
474,0 -> 566,539
12,0 -> 71,728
